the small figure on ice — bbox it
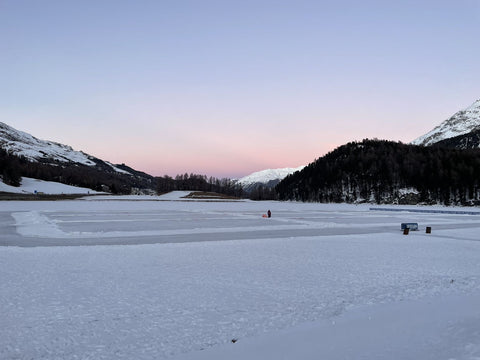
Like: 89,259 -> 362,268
262,210 -> 272,218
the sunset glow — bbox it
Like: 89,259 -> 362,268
1,1 -> 479,178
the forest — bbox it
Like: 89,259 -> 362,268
276,139 -> 480,206
434,129 -> 480,150
156,173 -> 243,197
0,148 -> 155,194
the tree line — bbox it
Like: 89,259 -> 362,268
156,173 -> 244,197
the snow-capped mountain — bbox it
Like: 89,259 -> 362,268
412,99 -> 480,146
0,122 -> 129,174
237,166 -> 305,191
1,122 -> 156,193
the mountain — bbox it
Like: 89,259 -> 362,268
276,139 -> 480,206
0,122 -> 129,173
237,166 -> 305,192
433,128 -> 480,150
412,99 -> 480,146
0,122 -> 155,193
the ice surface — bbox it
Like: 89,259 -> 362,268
1,197 -> 480,359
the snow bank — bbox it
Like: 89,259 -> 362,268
83,191 -> 245,202
0,177 -> 100,194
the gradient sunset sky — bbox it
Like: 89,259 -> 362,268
1,0 -> 479,178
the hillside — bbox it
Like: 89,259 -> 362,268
0,122 -> 155,194
412,99 -> 480,146
236,166 -> 305,192
433,129 -> 480,150
276,139 -> 480,205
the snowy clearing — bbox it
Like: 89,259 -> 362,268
0,177 -> 102,195
1,196 -> 480,359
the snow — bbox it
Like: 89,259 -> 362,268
398,187 -> 419,195
0,177 -> 101,194
0,122 -> 130,174
175,292 -> 480,360
1,197 -> 480,359
157,190 -> 199,200
412,99 -> 480,146
81,191 -> 239,202
237,165 -> 305,186
106,162 -> 132,175
0,122 -> 97,166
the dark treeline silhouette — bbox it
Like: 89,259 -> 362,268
276,139 -> 480,206
0,148 -> 155,194
156,173 -> 244,197
248,184 -> 277,200
0,148 -> 22,186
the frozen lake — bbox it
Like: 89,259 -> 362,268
1,194 -> 480,359
2,194 -> 480,247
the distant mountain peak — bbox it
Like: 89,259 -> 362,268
237,166 -> 305,191
412,99 -> 480,146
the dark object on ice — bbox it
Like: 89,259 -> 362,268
426,226 -> 432,234
403,228 -> 410,235
401,222 -> 418,231
231,339 -> 237,343
267,210 -> 271,218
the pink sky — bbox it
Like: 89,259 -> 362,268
1,1 -> 479,178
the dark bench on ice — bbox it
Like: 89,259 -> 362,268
401,223 -> 418,231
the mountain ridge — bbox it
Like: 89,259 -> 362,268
236,166 -> 305,191
412,99 -> 480,146
0,122 -> 130,174
0,122 -> 155,193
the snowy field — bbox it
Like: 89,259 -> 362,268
1,193 -> 480,359
0,177 -> 102,195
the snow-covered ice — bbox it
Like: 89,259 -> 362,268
1,196 -> 480,359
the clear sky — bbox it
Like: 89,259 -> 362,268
1,0 -> 479,178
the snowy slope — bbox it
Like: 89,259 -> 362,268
0,122 -> 130,174
0,177 -> 101,194
0,122 -> 96,165
237,166 -> 305,187
412,99 -> 480,146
